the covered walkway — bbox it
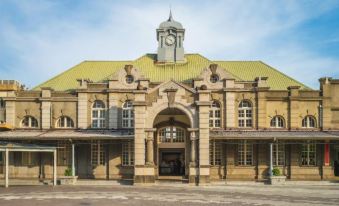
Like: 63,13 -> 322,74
0,141 -> 57,187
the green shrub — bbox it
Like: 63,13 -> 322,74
272,167 -> 281,176
64,167 -> 72,176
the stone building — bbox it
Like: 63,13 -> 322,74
0,14 -> 339,185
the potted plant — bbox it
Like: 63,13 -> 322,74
59,168 -> 78,185
269,167 -> 286,185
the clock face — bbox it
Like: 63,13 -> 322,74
165,35 -> 176,46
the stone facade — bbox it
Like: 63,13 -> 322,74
0,15 -> 339,184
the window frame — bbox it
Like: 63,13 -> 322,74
301,141 -> 317,166
238,100 -> 253,128
56,116 -> 74,128
21,116 -> 39,128
57,141 -> 71,166
21,152 -> 36,166
210,140 -> 222,166
122,141 -> 134,166
209,101 -> 221,128
91,100 -> 106,129
158,126 -> 185,143
91,140 -> 105,166
302,116 -> 317,128
270,116 -> 285,128
237,140 -> 253,166
273,143 -> 285,166
122,101 -> 134,128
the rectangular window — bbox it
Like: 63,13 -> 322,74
301,141 -> 316,166
57,141 -> 70,166
122,141 -> 134,166
91,141 -> 105,166
273,143 -> 285,166
238,140 -> 253,166
22,152 -> 36,166
210,140 -> 222,166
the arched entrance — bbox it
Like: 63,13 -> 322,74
153,108 -> 191,178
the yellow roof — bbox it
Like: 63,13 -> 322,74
33,54 -> 309,91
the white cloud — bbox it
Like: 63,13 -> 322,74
0,0 -> 338,89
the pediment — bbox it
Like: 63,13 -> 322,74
148,80 -> 196,94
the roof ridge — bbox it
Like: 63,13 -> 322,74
258,61 -> 312,90
83,60 -> 132,62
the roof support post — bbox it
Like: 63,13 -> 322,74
72,144 -> 75,177
269,143 -> 273,177
53,149 -> 57,186
5,148 -> 9,188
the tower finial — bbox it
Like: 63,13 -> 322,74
168,6 -> 173,21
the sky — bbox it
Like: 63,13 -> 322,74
0,0 -> 339,89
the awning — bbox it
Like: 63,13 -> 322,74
0,129 -> 134,140
210,130 -> 339,140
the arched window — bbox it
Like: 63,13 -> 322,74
302,116 -> 316,128
238,100 -> 252,128
21,116 -> 38,128
270,116 -> 285,128
122,101 -> 134,128
91,100 -> 106,128
209,101 -> 221,128
56,116 -> 74,128
159,126 -> 185,143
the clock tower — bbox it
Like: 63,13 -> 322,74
157,11 -> 185,63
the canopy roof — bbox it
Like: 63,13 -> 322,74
0,130 -> 134,140
0,141 -> 56,151
210,130 -> 339,140
33,54 -> 309,91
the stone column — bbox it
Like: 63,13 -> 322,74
146,129 -> 156,165
188,128 -> 199,185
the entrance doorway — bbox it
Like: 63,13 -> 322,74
159,150 -> 185,176
334,149 -> 339,177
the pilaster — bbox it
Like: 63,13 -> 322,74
133,91 -> 155,184
196,90 -> 211,184
108,93 -> 118,129
77,92 -> 88,129
41,88 -> 52,129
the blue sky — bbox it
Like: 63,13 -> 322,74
1,0 -> 339,89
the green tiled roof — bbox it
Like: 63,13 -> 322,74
33,54 -> 309,91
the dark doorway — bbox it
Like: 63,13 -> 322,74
159,150 -> 185,176
335,151 -> 339,177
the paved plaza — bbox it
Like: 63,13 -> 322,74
0,184 -> 339,206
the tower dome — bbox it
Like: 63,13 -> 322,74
159,10 -> 183,29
